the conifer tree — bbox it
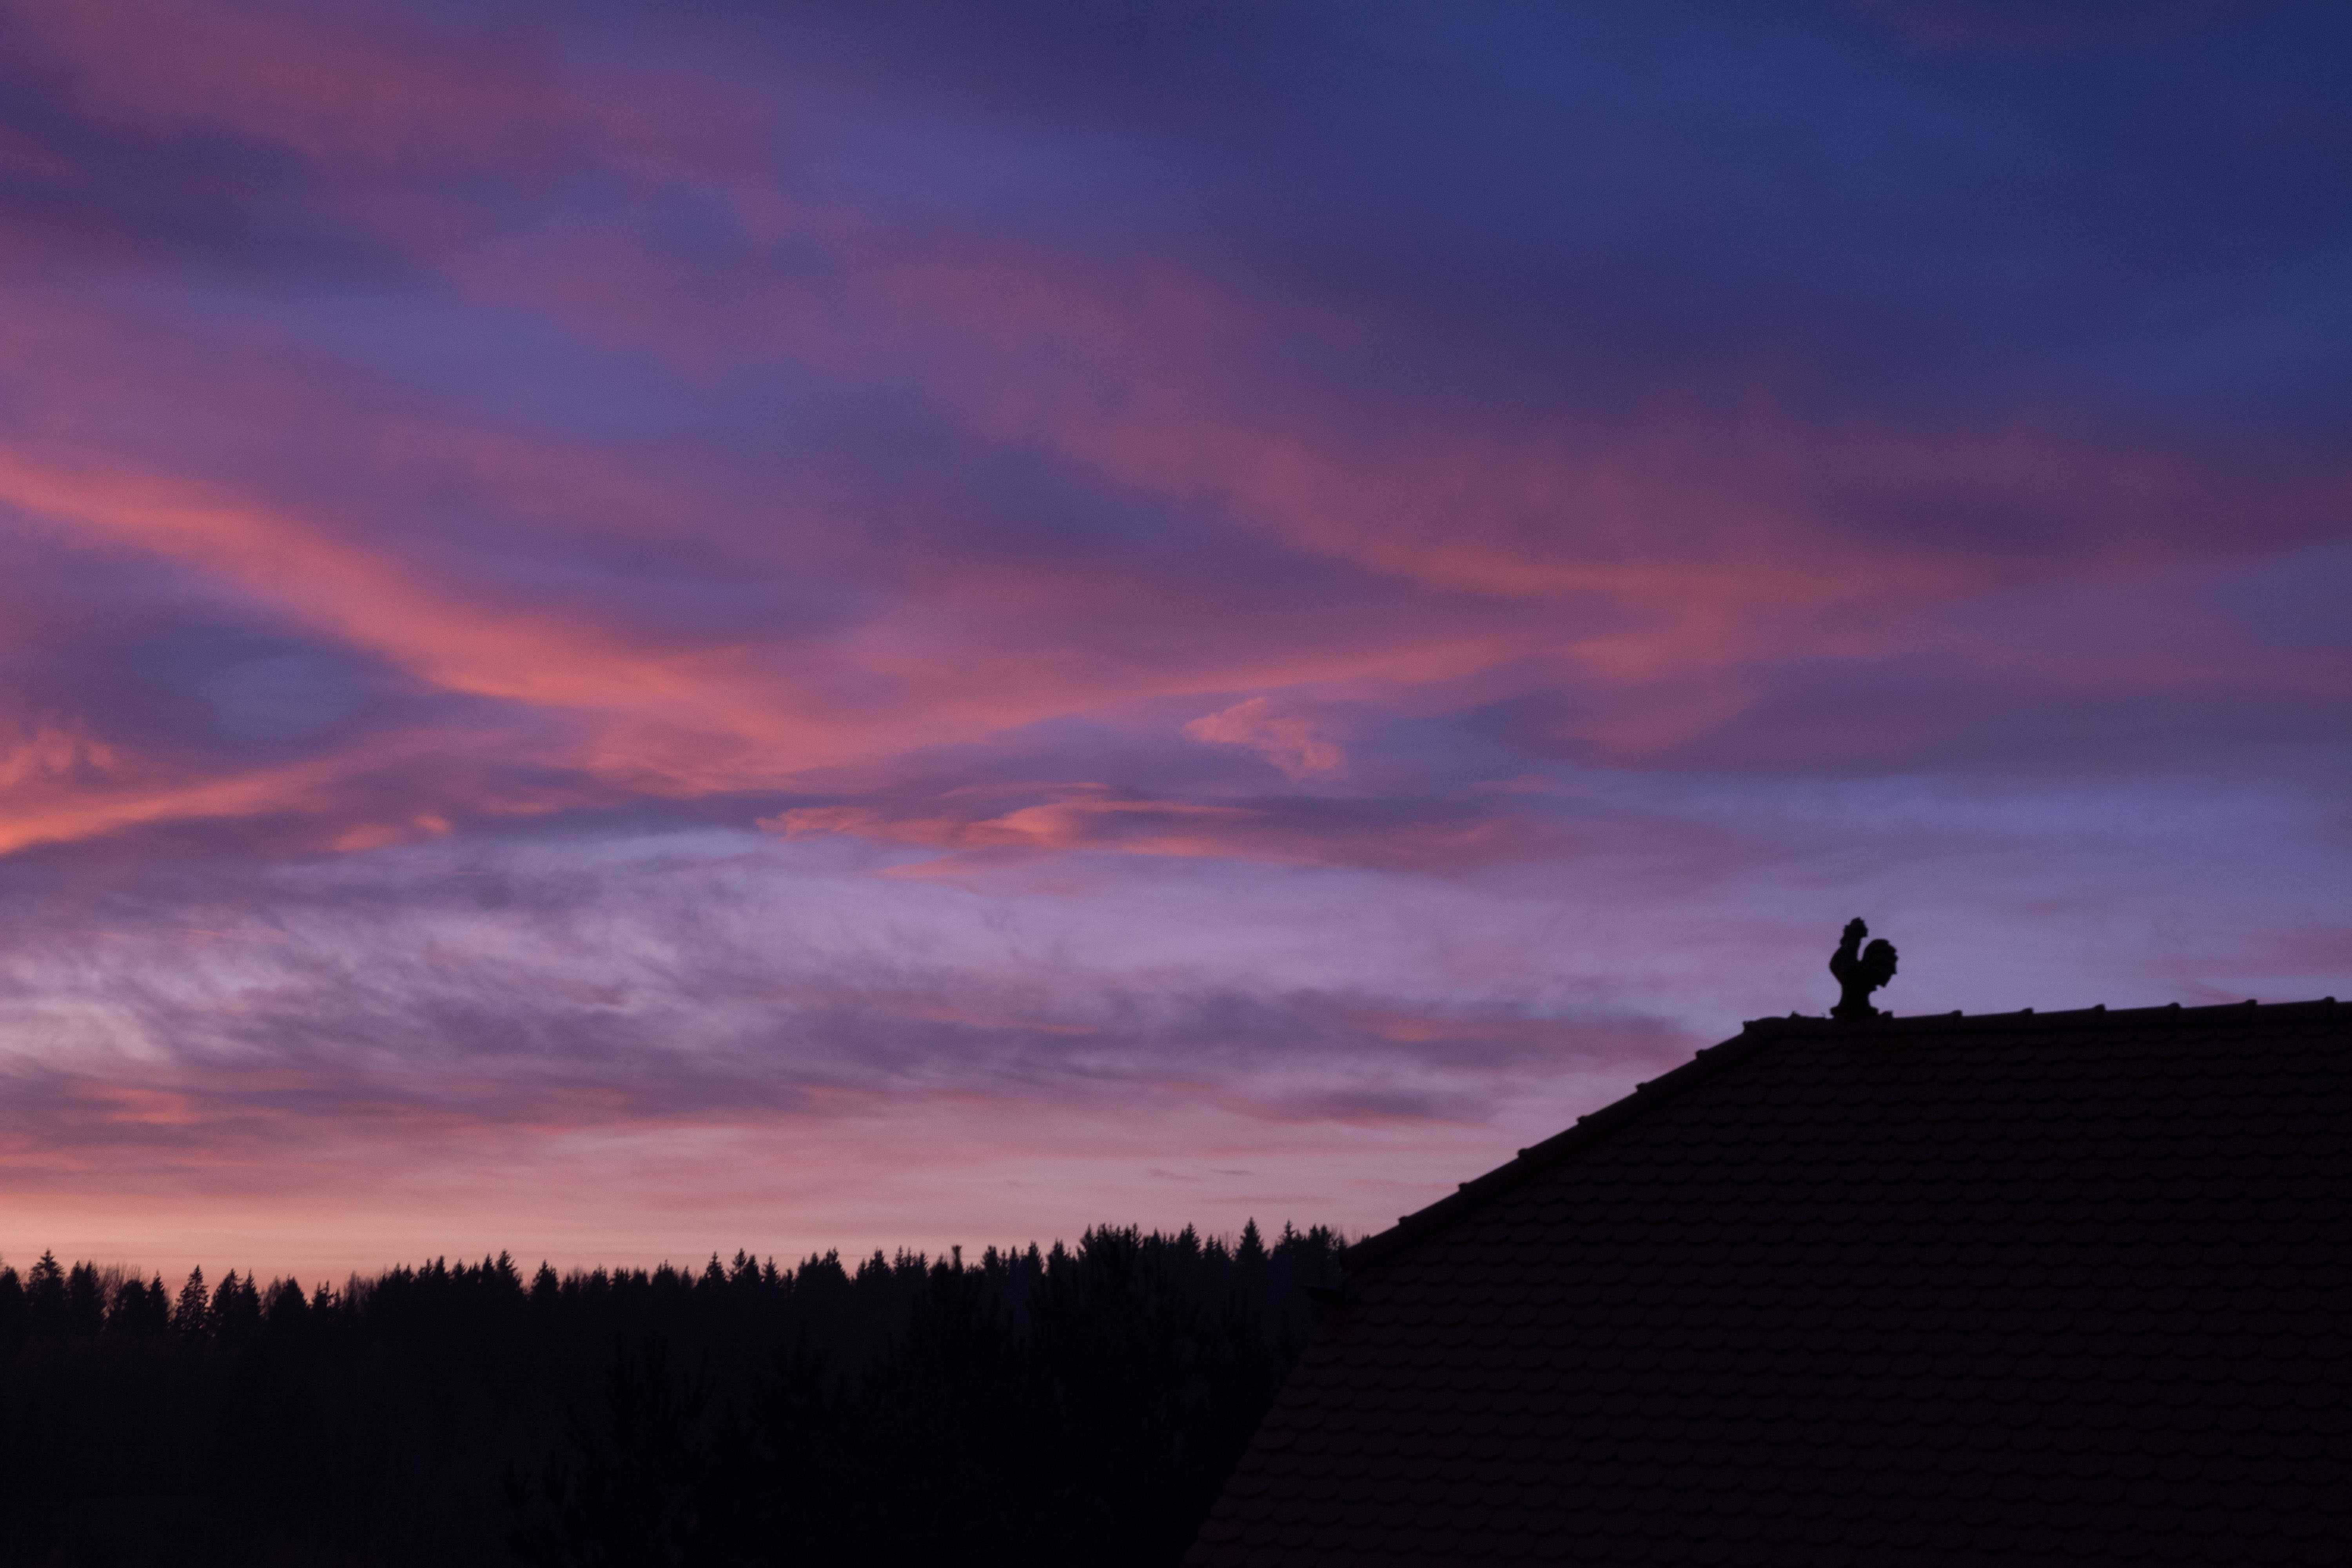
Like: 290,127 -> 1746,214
0,1263 -> 22,1350
64,1260 -> 105,1337
26,1250 -> 65,1336
264,1277 -> 309,1332
106,1273 -> 160,1336
172,1266 -> 209,1336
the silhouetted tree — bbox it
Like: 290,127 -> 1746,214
209,1269 -> 261,1344
106,1272 -> 168,1337
172,1266 -> 209,1337
64,1260 -> 107,1338
0,1263 -> 24,1354
263,1276 -> 309,1334
25,1249 -> 66,1337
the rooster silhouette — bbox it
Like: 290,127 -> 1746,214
1829,917 -> 1898,1021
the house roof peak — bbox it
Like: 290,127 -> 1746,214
1192,988 -> 2352,1566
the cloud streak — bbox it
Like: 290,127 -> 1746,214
0,0 -> 2345,1273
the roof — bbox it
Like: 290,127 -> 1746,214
1189,998 -> 2352,1565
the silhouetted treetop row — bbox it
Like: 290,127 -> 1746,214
0,1220 -> 1343,1567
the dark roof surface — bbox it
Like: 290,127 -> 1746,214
1190,999 -> 2352,1566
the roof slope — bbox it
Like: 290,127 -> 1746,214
1190,999 -> 2352,1565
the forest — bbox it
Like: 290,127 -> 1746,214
0,1221 -> 1343,1566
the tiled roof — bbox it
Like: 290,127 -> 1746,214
1190,999 -> 2352,1565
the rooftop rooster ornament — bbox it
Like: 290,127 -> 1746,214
1829,917 -> 1898,1021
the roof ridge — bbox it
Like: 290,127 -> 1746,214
1747,995 -> 2339,1035
1336,993 -> 2343,1281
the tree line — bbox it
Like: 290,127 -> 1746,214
0,1221 -> 1342,1565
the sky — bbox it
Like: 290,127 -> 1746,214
1,0 -> 2347,1285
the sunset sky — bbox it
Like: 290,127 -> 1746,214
2,0 -> 2347,1284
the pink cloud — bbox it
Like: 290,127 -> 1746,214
11,0 -> 567,169
1184,697 -> 1344,777
7,19 -> 2327,851
766,784 -> 1563,874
